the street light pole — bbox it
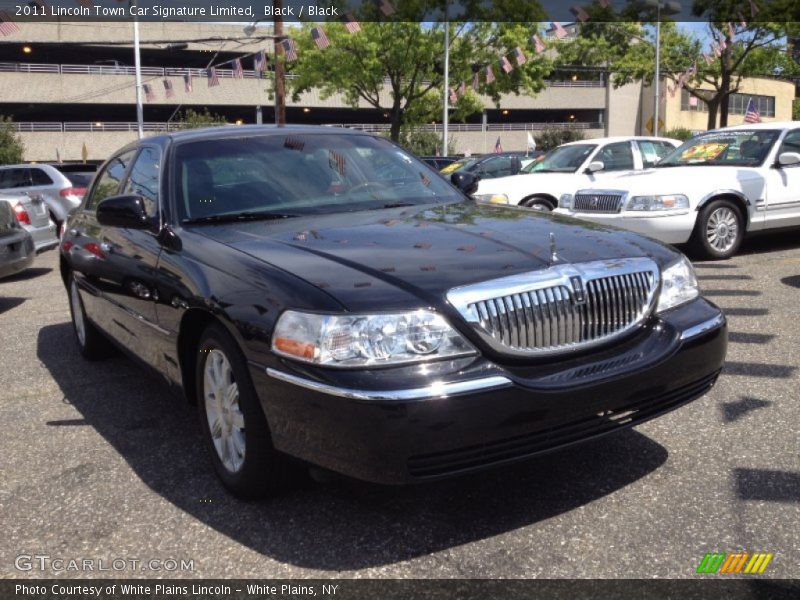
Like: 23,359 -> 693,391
442,21 -> 449,157
131,0 -> 143,139
653,4 -> 661,137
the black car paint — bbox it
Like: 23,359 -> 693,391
60,126 -> 726,484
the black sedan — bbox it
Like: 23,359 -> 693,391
60,126 -> 727,498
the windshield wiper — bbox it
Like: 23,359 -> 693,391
182,211 -> 298,224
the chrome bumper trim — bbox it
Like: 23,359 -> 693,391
680,313 -> 726,341
265,368 -> 513,401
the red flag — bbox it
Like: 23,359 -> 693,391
343,14 -> 361,33
552,22 -> 568,40
570,5 -> 590,23
311,27 -> 330,49
163,79 -> 175,98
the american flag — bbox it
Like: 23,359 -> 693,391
379,0 -> 395,17
744,98 -> 761,123
0,11 -> 19,35
343,13 -> 361,33
207,67 -> 220,87
711,43 -> 721,58
163,79 -> 175,98
485,65 -> 495,84
311,27 -> 330,49
328,150 -> 346,175
531,34 -> 546,54
703,53 -> 713,66
142,83 -> 155,102
552,22 -> 568,40
281,39 -> 298,62
499,55 -> 513,74
254,50 -> 267,76
231,58 -> 244,79
513,46 -> 527,66
570,5 -> 590,23
471,71 -> 480,90
183,73 -> 193,92
458,80 -> 466,96
494,137 -> 503,153
449,87 -> 458,104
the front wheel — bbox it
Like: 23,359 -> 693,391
690,199 -> 744,260
196,323 -> 288,498
68,274 -> 112,360
520,196 -> 555,212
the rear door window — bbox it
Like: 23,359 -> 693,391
598,142 -> 635,171
0,168 -> 31,189
30,168 -> 54,186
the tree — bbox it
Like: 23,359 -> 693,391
178,109 -> 227,129
288,2 -> 551,141
536,128 -> 586,151
556,3 -> 800,130
0,117 -> 25,165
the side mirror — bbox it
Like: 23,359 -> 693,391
585,160 -> 605,173
96,195 -> 150,229
451,171 -> 480,196
777,152 -> 800,167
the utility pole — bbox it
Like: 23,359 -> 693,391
273,0 -> 286,126
131,0 -> 143,139
442,8 -> 449,157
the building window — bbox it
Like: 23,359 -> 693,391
680,89 -> 775,117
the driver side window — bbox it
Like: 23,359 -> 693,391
85,149 -> 136,212
778,130 -> 800,161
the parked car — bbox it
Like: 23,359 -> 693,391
0,197 -> 35,280
440,151 -> 540,180
419,156 -> 458,170
0,163 -> 89,228
0,192 -> 58,253
61,126 -> 726,497
557,123 -> 800,259
473,136 -> 680,211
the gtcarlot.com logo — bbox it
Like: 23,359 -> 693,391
15,554 -> 195,573
697,552 -> 774,574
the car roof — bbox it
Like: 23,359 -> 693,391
561,136 -> 680,146
712,121 -> 800,132
144,124 -> 371,147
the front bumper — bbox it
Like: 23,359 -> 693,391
553,209 -> 697,245
252,298 -> 726,484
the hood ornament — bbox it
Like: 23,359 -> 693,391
549,232 -> 559,266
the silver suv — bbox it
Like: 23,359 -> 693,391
0,164 -> 91,228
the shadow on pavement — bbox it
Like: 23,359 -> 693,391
734,468 -> 800,503
738,230 -> 800,256
2,267 -> 52,282
720,397 -> 772,423
781,275 -> 800,289
0,296 -> 25,314
37,322 -> 669,570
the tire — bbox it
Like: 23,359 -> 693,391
690,199 -> 744,260
68,273 -> 112,360
520,196 -> 555,212
196,323 -> 287,498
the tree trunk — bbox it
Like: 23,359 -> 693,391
389,108 -> 403,142
718,51 -> 732,128
706,98 -> 720,130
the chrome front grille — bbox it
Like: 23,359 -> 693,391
447,258 -> 659,357
573,193 -> 624,213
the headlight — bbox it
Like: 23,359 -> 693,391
474,193 -> 509,205
626,194 -> 689,212
558,193 -> 573,209
272,310 -> 476,367
657,256 -> 699,313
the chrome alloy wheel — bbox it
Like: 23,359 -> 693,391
706,206 -> 739,253
70,279 -> 86,347
203,348 -> 246,473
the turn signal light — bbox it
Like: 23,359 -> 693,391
273,337 -> 317,360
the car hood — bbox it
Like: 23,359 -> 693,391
195,201 -> 677,312
585,165 -> 765,197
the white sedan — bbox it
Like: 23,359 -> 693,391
555,122 -> 800,259
472,136 -> 680,211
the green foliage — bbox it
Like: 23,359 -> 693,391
557,6 -> 800,129
178,109 -> 228,129
793,99 -> 800,121
289,8 -> 552,141
396,127 -> 455,157
0,116 -> 24,165
535,128 -> 586,152
661,127 -> 695,142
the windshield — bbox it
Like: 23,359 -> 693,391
657,129 -> 780,167
440,157 -> 478,174
523,144 -> 597,173
67,173 -> 94,187
174,133 -> 461,221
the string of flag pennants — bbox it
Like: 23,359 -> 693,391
0,0 -> 766,105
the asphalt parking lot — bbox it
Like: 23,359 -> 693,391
1,233 -> 799,579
